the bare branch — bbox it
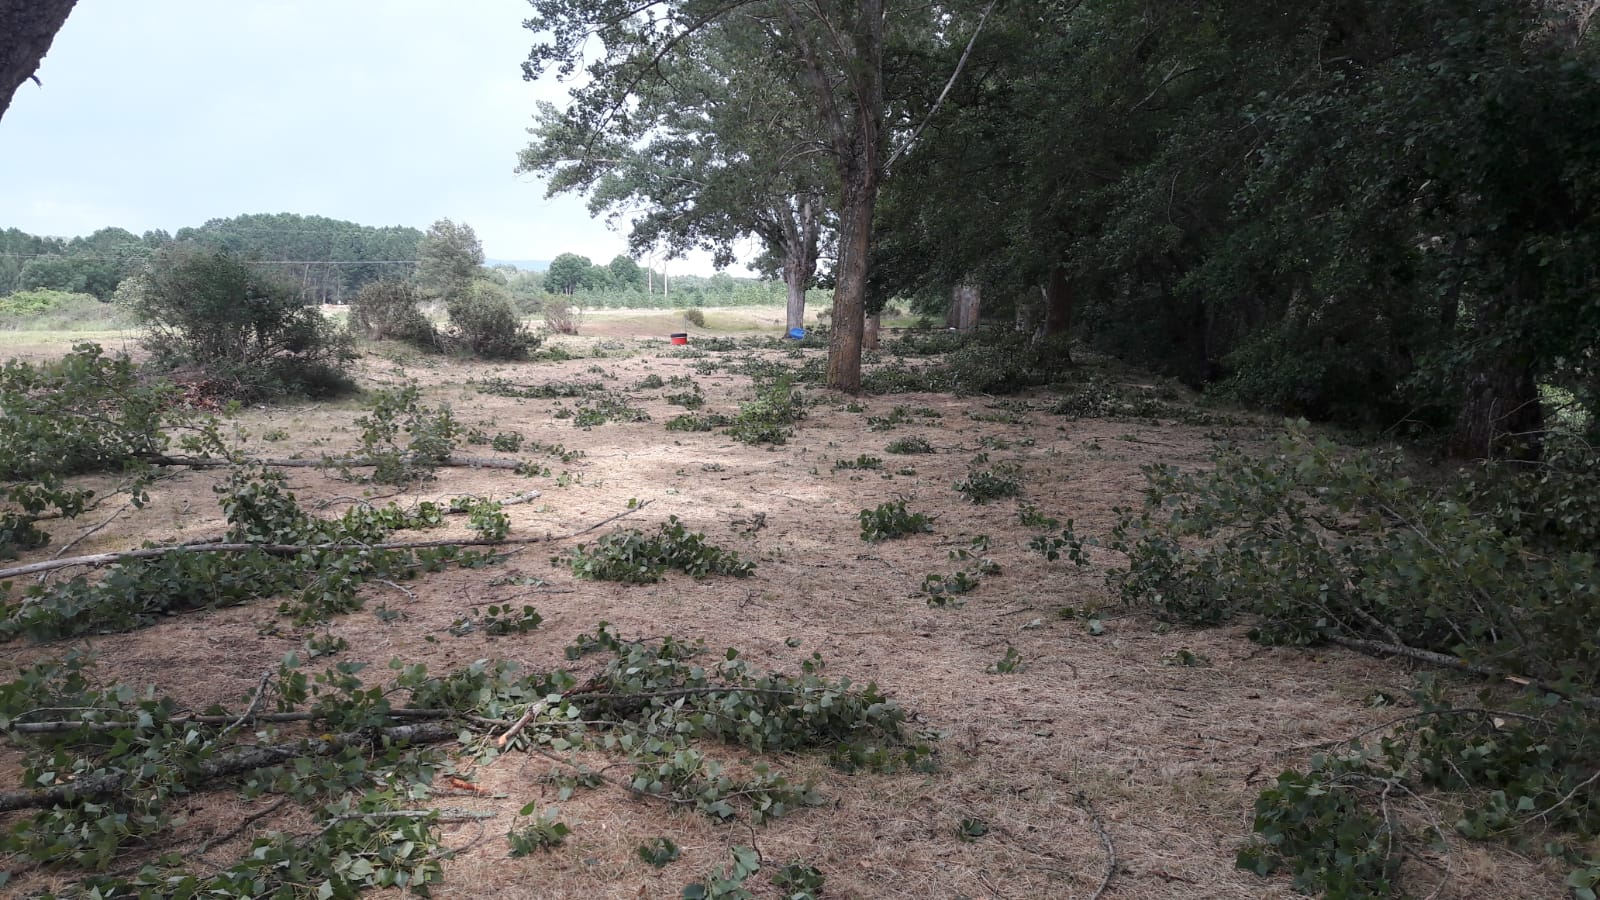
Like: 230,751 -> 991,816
883,0 -> 998,175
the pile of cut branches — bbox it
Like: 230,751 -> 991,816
0,630 -> 924,896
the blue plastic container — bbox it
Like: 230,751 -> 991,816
786,327 -> 806,340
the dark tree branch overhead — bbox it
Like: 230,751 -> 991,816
0,0 -> 76,122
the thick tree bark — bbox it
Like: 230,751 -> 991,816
1039,264 -> 1074,352
767,196 -> 820,334
827,168 -> 877,392
952,283 -> 981,332
0,0 -> 76,122
777,195 -> 821,333
1448,363 -> 1544,460
781,0 -> 884,394
864,312 -> 881,349
783,264 -> 808,333
1448,275 -> 1545,460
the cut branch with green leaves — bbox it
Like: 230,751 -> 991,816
0,628 -> 926,895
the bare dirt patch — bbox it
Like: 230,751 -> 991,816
0,337 -> 1567,898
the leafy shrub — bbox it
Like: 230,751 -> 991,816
556,516 -> 754,583
477,377 -> 601,399
684,307 -> 707,327
0,288 -> 79,315
1048,380 -> 1161,419
867,404 -> 941,431
885,436 -> 934,454
1241,680 -> 1600,896
0,631 -> 919,893
347,385 -> 461,484
123,246 -> 355,401
888,330 -> 968,357
861,359 -> 937,393
0,468 -> 501,640
726,377 -> 806,445
445,280 -> 540,360
921,571 -> 981,607
1460,435 -> 1600,556
666,384 -> 706,408
986,646 -> 1025,674
637,837 -> 681,867
0,289 -> 131,330
542,294 -> 581,334
1097,424 -> 1600,895
349,279 -> 439,349
685,846 -> 761,900
771,861 -> 826,899
858,501 -> 934,541
0,344 -> 173,480
1237,761 -> 1400,896
938,335 -> 1062,394
0,346 -> 176,557
835,455 -> 883,470
506,804 -> 570,855
666,413 -> 731,432
1107,424 -> 1600,686
955,467 -> 1022,503
571,392 -> 651,428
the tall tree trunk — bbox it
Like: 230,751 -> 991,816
1039,264 -> 1073,349
782,0 -> 884,394
1449,363 -> 1544,460
0,0 -> 76,122
777,195 -> 821,333
1016,293 -> 1036,333
826,168 -> 877,393
784,261 -> 809,333
864,312 -> 881,350
952,283 -> 981,332
1448,274 -> 1545,461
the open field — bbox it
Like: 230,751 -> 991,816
0,334 -> 1572,899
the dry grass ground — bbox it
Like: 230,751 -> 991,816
0,331 -> 1572,899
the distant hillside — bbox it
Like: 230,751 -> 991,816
486,259 -> 551,272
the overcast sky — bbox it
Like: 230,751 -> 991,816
0,0 -> 740,273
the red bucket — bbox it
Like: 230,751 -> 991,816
670,333 -> 689,345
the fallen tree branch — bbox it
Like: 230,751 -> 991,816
1282,706 -> 1546,755
1326,635 -> 1600,711
495,699 -> 548,748
0,722 -> 460,813
215,670 -> 274,742
195,796 -> 290,856
569,686 -> 802,702
8,684 -> 806,736
5,706 -> 510,735
1076,792 -> 1116,900
144,453 -> 540,472
0,500 -> 651,581
47,499 -> 132,561
0,535 -> 549,580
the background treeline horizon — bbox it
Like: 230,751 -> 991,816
0,213 -> 786,310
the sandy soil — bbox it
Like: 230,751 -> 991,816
0,332 -> 1571,899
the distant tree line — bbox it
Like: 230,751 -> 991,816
0,214 -> 423,304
